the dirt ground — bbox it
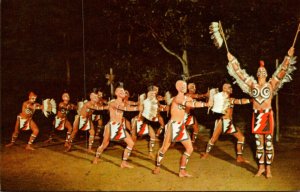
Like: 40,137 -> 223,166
1,130 -> 300,191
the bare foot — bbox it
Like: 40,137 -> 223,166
236,156 -> 250,163
64,143 -> 72,152
152,167 -> 160,174
254,169 -> 265,177
92,157 -> 99,164
266,166 -> 272,178
64,142 -> 69,147
179,170 -> 193,178
148,152 -> 155,160
120,161 -> 134,169
266,171 -> 272,178
25,144 -> 36,151
5,143 -> 15,148
200,152 -> 209,159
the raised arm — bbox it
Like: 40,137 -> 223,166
270,47 -> 297,95
227,52 -> 257,95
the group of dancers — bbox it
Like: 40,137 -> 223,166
5,46 -> 296,178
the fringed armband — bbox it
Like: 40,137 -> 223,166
227,58 -> 256,95
272,56 -> 297,95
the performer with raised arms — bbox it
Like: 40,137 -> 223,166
226,47 -> 296,178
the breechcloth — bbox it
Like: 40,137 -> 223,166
107,119 -> 126,141
54,116 -> 66,131
165,120 -> 189,142
252,109 -> 274,134
18,115 -> 31,131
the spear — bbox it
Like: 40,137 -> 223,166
292,23 -> 300,48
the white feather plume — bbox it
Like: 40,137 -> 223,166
50,99 -> 57,114
209,22 -> 224,48
43,98 -> 57,117
272,56 -> 297,95
43,99 -> 50,117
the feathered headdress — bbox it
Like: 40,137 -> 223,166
209,21 -> 229,52
209,22 -> 223,48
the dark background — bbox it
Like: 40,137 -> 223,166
2,0 -> 300,139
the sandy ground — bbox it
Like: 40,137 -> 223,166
1,130 -> 300,191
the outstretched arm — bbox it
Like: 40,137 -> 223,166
230,98 -> 252,105
270,47 -> 296,95
182,97 -> 210,108
227,52 -> 257,95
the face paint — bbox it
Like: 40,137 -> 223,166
257,60 -> 268,78
29,97 -> 37,103
90,93 -> 99,102
28,92 -> 37,102
97,92 -> 103,98
62,93 -> 70,101
188,83 -> 196,93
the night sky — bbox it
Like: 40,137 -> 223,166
2,0 -> 300,130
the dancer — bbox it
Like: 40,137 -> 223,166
200,83 -> 251,163
93,89 -> 108,140
131,87 -> 169,159
226,47 -> 296,178
152,80 -> 210,177
185,83 -> 208,144
123,90 -> 138,132
92,86 -> 139,168
6,92 -> 47,150
65,91 -> 108,153
44,92 -> 77,147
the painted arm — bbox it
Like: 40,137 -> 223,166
227,52 -> 257,95
115,103 -> 138,112
230,98 -> 252,105
182,98 -> 210,108
89,103 -> 108,111
270,47 -> 296,95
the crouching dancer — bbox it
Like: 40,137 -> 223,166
152,80 -> 210,177
200,83 -> 251,163
6,92 -> 45,150
92,86 -> 139,168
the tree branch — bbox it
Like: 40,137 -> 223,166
185,71 -> 220,81
157,41 -> 185,64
